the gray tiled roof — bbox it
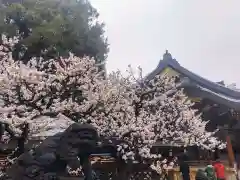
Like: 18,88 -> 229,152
146,51 -> 240,110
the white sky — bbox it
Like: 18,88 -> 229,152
90,0 -> 240,86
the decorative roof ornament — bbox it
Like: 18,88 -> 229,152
163,50 -> 172,61
159,50 -> 179,66
217,81 -> 225,86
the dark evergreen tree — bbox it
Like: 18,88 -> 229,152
0,0 -> 108,64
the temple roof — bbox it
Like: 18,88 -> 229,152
146,50 -> 240,110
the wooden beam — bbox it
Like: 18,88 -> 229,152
226,135 -> 235,167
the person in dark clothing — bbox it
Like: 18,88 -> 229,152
195,169 -> 209,180
179,154 -> 190,180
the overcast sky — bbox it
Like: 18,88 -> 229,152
90,0 -> 240,86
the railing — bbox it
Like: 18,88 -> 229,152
186,160 -> 229,166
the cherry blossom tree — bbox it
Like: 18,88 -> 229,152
0,35 -> 224,178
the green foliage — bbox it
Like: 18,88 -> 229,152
0,0 -> 108,63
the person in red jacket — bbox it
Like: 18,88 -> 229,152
213,159 -> 225,180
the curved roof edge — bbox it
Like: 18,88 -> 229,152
146,51 -> 240,100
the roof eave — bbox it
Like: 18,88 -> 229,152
146,52 -> 240,100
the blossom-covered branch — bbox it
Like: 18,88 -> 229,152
0,35 -> 224,177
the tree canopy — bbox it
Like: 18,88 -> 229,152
0,0 -> 108,63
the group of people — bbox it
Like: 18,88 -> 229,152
180,159 -> 225,180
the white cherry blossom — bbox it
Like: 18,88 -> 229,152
0,35 -> 224,176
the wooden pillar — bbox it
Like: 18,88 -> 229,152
81,155 -> 93,180
226,134 -> 235,167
